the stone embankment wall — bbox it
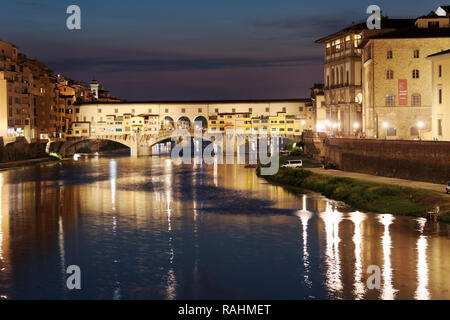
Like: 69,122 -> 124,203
306,137 -> 450,184
0,137 -> 48,163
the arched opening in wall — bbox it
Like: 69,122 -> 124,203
177,116 -> 191,129
194,116 -> 208,129
163,116 -> 175,130
386,127 -> 397,137
410,126 -> 419,137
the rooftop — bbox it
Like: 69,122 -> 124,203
358,27 -> 450,48
315,18 -> 415,43
427,48 -> 450,58
78,98 -> 312,106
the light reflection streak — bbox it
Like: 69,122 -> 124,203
109,160 -> 117,209
0,173 -> 3,262
58,216 -> 66,289
296,195 -> 312,288
213,157 -> 218,187
415,218 -> 430,300
164,159 -> 176,299
109,160 -> 121,299
378,215 -> 398,300
320,201 -> 343,296
349,211 -> 367,300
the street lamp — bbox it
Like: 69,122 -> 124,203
382,122 -> 388,139
418,121 -> 424,140
353,122 -> 360,137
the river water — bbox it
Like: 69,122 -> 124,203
0,154 -> 449,300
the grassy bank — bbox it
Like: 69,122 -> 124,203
259,167 -> 450,223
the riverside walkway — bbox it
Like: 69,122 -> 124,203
307,168 -> 449,195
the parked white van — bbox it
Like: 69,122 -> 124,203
281,160 -> 303,168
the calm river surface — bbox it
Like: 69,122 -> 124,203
0,154 -> 449,300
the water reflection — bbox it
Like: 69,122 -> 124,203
164,158 -> 177,300
320,202 -> 343,297
415,218 -> 430,300
378,215 -> 398,300
296,195 -> 312,288
349,211 -> 366,300
0,156 -> 449,299
0,173 -> 4,263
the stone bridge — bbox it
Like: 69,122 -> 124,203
51,130 -> 302,157
52,130 -> 181,157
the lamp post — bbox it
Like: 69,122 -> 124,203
353,122 -> 360,137
382,122 -> 388,139
418,121 -> 424,140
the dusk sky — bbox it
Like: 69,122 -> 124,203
0,0 -> 445,100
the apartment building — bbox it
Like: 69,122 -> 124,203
428,49 -> 450,140
0,41 -> 37,142
315,18 -> 415,136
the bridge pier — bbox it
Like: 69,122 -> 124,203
130,144 -> 152,157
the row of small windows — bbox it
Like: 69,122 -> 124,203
97,106 -> 309,114
385,94 -> 422,106
385,69 -> 420,79
386,49 -> 420,59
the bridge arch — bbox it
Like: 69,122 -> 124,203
163,116 -> 175,130
177,116 -> 192,129
52,137 -> 132,157
194,116 -> 208,129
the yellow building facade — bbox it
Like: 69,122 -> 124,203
75,100 -> 314,137
361,29 -> 450,139
428,49 -> 450,140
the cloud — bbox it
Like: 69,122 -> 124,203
47,52 -> 323,74
249,12 -> 364,38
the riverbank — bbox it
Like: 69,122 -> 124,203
258,167 -> 450,223
0,157 -> 58,170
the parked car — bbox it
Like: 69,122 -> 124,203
281,160 -> 303,168
446,182 -> 450,194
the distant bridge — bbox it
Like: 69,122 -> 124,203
50,129 -> 302,157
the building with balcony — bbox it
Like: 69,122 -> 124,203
315,18 -> 415,136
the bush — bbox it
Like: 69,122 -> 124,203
260,168 -> 447,220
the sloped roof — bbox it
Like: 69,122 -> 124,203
358,27 -> 450,48
427,48 -> 450,58
315,18 -> 415,43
